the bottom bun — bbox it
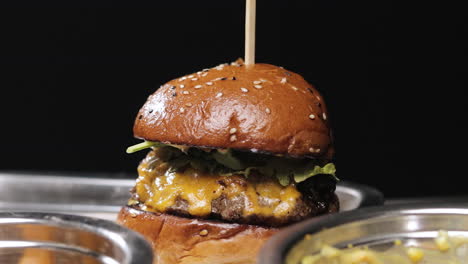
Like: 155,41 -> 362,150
117,206 -> 279,264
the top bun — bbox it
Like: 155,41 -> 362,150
133,60 -> 333,158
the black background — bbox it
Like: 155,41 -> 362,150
0,1 -> 466,198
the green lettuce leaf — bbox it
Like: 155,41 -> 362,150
220,162 -> 337,186
127,141 -> 337,185
126,141 -> 162,153
275,169 -> 291,186
293,163 -> 337,183
126,141 -> 190,154
212,149 -> 245,170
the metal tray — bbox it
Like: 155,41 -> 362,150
0,172 -> 384,221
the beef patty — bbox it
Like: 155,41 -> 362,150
131,149 -> 339,227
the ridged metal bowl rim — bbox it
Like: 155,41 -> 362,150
257,202 -> 468,264
0,212 -> 153,264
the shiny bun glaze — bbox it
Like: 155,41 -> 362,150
134,61 -> 333,158
117,206 -> 278,264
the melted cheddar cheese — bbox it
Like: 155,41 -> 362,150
135,150 -> 301,218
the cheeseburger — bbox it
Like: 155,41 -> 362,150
118,59 -> 338,264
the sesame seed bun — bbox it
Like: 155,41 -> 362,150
117,206 -> 278,264
134,61 -> 333,158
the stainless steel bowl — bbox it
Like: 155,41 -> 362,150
258,203 -> 468,264
0,212 -> 153,264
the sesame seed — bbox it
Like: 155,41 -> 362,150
188,75 -> 194,78
170,85 -> 176,90
201,73 -> 208,77
182,91 -> 189,95
199,229 -> 209,236
309,114 -> 316,120
309,147 -> 321,153
179,76 -> 187,81
230,134 -> 237,142
281,78 -> 287,84
241,87 -> 248,93
179,107 -> 185,113
206,82 -> 213,86
191,78 -> 198,81
194,85 -> 203,89
185,103 -> 192,107
316,96 -> 321,101
179,84 -> 185,88
254,85 -> 263,89
322,113 -> 327,120
130,212 -> 137,218
291,86 -> 298,91
260,79 -> 266,82
196,71 -> 202,75
202,68 -> 210,72
216,92 -> 223,98
220,77 -> 227,80
253,80 -> 262,85
229,128 -> 237,134
265,108 -> 271,114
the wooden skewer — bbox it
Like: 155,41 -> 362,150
245,0 -> 256,66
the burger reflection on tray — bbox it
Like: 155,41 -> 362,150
118,59 -> 341,264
